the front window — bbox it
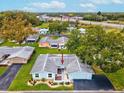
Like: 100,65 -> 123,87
48,73 -> 52,78
51,45 -> 58,48
35,74 -> 39,78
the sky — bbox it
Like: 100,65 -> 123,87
1,0 -> 124,12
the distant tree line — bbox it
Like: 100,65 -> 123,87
43,12 -> 124,22
83,11 -> 124,21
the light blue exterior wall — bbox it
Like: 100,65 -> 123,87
31,71 -> 92,81
31,71 -> 55,80
68,71 -> 92,80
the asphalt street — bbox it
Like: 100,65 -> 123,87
0,64 -> 22,90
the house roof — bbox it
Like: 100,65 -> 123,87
39,28 -> 49,31
39,36 -> 68,44
26,34 -> 39,41
0,46 -> 22,55
0,46 -> 35,60
30,54 -> 94,74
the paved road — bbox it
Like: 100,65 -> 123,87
0,64 -> 22,90
79,20 -> 124,29
74,75 -> 114,90
52,17 -> 124,29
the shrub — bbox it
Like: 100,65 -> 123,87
101,62 -> 121,73
65,82 -> 70,85
53,82 -> 58,85
59,82 -> 64,85
41,78 -> 46,82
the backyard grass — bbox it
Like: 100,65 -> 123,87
0,67 -> 7,76
36,23 -> 49,28
1,41 -> 72,90
106,69 -> 124,91
92,65 -> 124,91
50,36 -> 60,40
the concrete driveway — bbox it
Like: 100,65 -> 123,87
0,64 -> 22,90
74,75 -> 114,90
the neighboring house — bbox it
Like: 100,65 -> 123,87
39,28 -> 49,35
71,16 -> 83,21
38,14 -> 51,22
26,34 -> 40,43
30,54 -> 94,83
0,46 -> 35,66
79,28 -> 86,34
33,27 -> 49,35
39,36 -> 68,49
67,27 -> 76,32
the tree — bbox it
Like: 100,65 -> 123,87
97,11 -> 102,16
121,28 -> 124,33
0,11 -> 40,26
0,13 -> 36,43
66,26 -> 124,73
66,29 -> 81,53
49,21 -> 69,34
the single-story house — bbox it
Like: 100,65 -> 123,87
39,28 -> 49,35
32,28 -> 49,35
79,28 -> 86,34
26,34 -> 40,43
38,14 -> 52,22
30,54 -> 94,83
67,27 -> 76,32
0,46 -> 35,66
39,36 -> 68,49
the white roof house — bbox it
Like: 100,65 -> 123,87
67,27 -> 76,32
39,14 -> 51,22
30,54 -> 94,82
26,34 -> 40,43
39,28 -> 49,35
0,46 -> 35,66
32,27 -> 49,35
79,28 -> 86,34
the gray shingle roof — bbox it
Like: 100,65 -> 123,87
30,54 -> 48,73
39,36 -> 68,44
0,46 -> 35,60
8,46 -> 35,59
30,54 -> 94,74
26,34 -> 39,41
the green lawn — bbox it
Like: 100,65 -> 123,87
92,65 -> 124,91
0,67 -> 7,76
36,23 -> 49,28
0,41 -> 72,90
106,69 -> 124,90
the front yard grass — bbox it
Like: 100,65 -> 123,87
2,41 -> 72,90
92,65 -> 124,91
